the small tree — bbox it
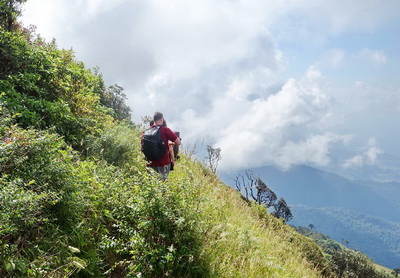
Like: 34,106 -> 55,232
252,177 -> 277,208
0,0 -> 27,31
341,238 -> 350,248
235,174 -> 250,201
235,170 -> 277,208
99,84 -> 132,121
393,268 -> 400,278
234,170 -> 257,201
271,197 -> 293,222
308,224 -> 316,232
205,145 -> 221,174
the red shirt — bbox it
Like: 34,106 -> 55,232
148,125 -> 178,167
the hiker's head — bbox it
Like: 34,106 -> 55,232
153,112 -> 164,125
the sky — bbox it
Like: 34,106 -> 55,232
21,0 -> 400,178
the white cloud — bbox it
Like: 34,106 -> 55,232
343,138 -> 383,168
355,48 -> 387,65
208,67 -> 350,171
366,138 -> 383,164
21,0 -> 400,176
354,81 -> 364,87
343,155 -> 364,168
278,133 -> 350,169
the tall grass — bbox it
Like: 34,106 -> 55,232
167,155 -> 333,277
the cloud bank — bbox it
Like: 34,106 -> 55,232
22,0 -> 400,175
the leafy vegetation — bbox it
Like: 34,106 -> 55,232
0,0 -> 26,31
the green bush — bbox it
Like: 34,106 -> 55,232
0,178 -> 59,238
86,122 -> 142,167
330,248 -> 392,278
0,28 -> 116,149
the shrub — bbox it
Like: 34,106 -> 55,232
0,123 -> 89,277
0,29 -> 116,149
86,122 -> 142,167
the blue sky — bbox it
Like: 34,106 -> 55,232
21,0 -> 400,179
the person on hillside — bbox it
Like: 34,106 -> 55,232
161,119 -> 178,170
149,118 -> 177,170
145,112 -> 181,179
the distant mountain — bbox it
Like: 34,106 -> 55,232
290,205 -> 400,269
222,165 -> 400,222
220,164 -> 400,269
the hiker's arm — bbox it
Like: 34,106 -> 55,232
174,137 -> 181,146
165,127 -> 181,146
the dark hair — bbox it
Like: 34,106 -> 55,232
153,112 -> 163,122
149,120 -> 154,126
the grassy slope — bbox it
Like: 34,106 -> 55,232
0,120 -> 332,277
169,155 -> 332,277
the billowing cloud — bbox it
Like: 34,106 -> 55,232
204,67 -> 350,171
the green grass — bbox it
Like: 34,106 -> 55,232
167,155 -> 333,277
373,263 -> 396,277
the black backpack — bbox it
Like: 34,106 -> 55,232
141,125 -> 166,161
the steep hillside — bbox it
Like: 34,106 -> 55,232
0,117 -> 333,277
168,158 -> 334,277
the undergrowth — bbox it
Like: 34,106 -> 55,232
0,114 -> 334,277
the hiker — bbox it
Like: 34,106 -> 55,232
150,119 -> 177,170
161,119 -> 178,170
142,112 -> 181,179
